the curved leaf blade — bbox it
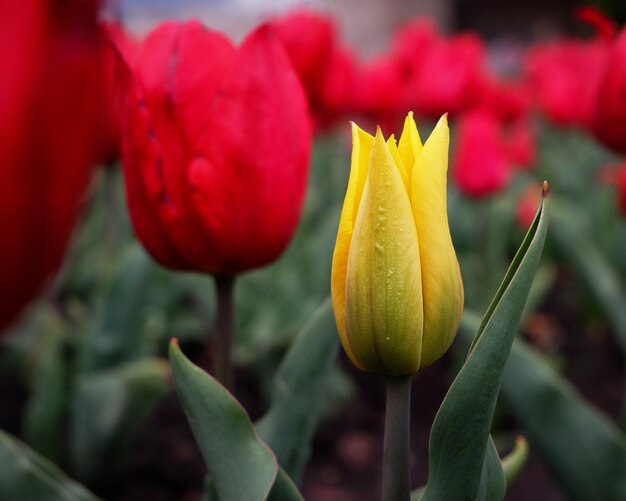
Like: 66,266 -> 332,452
551,201 -> 626,352
501,339 -> 626,501
0,430 -> 99,501
422,186 -> 549,501
70,359 -> 169,484
205,467 -> 303,501
256,299 -> 339,483
501,436 -> 529,486
460,310 -> 626,501
170,341 -> 278,501
476,437 -> 506,501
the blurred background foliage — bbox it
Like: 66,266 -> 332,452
1,0 -> 625,499
2,118 -> 625,499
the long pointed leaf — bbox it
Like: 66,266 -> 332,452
410,436 -> 527,501
170,341 -> 281,501
502,339 -> 626,500
70,359 -> 169,484
206,468 -> 303,501
460,309 -> 626,500
501,436 -> 529,485
256,299 -> 339,483
476,438 -> 506,501
23,325 -> 68,464
551,201 -> 626,352
422,185 -> 549,500
0,430 -> 99,501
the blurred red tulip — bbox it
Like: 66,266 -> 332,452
317,45 -> 359,126
599,162 -> 626,215
592,28 -> 626,154
118,21 -> 312,276
272,9 -> 353,128
479,77 -> 532,124
453,110 -> 511,198
355,56 -> 404,131
574,6 -> 617,42
505,119 -> 536,169
526,40 -> 608,128
271,9 -> 334,104
516,183 -> 542,228
99,21 -> 139,164
411,33 -> 486,118
0,0 -> 104,330
391,18 -> 438,71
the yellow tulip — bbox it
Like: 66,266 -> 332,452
331,113 -> 464,375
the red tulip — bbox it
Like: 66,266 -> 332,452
574,6 -> 617,42
355,56 -> 405,131
117,21 -> 312,275
0,0 -> 104,330
411,33 -> 486,118
271,9 -> 349,127
526,39 -> 608,128
99,21 -> 139,164
592,28 -> 626,154
479,77 -> 532,124
504,119 -> 536,169
391,18 -> 438,71
599,162 -> 626,215
316,45 -> 359,127
452,110 -> 511,198
516,183 -> 542,228
271,10 -> 334,102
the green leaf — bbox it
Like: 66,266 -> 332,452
460,310 -> 626,500
476,438 -> 506,501
70,359 -> 169,484
256,299 -> 339,483
80,247 -> 154,371
501,339 -> 626,501
411,436 -> 515,501
501,436 -> 529,486
0,430 -> 99,501
205,468 -> 303,501
421,187 -> 549,501
170,341 -> 282,501
551,201 -> 626,352
413,435 -> 528,501
23,322 -> 68,464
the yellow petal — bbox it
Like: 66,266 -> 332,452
410,114 -> 464,368
386,134 -> 410,193
398,112 -> 423,190
331,123 -> 374,369
344,128 -> 424,375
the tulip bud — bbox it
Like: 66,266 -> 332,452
331,113 -> 464,375
525,39 -> 607,129
117,21 -> 312,276
592,28 -> 626,154
452,109 -> 511,198
1,0 -> 104,330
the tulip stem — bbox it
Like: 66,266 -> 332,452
383,375 -> 412,501
212,275 -> 235,390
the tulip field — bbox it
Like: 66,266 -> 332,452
1,2 -> 626,501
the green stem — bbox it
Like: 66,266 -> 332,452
211,275 -> 235,390
383,375 -> 412,501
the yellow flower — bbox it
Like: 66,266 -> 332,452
331,113 -> 464,375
